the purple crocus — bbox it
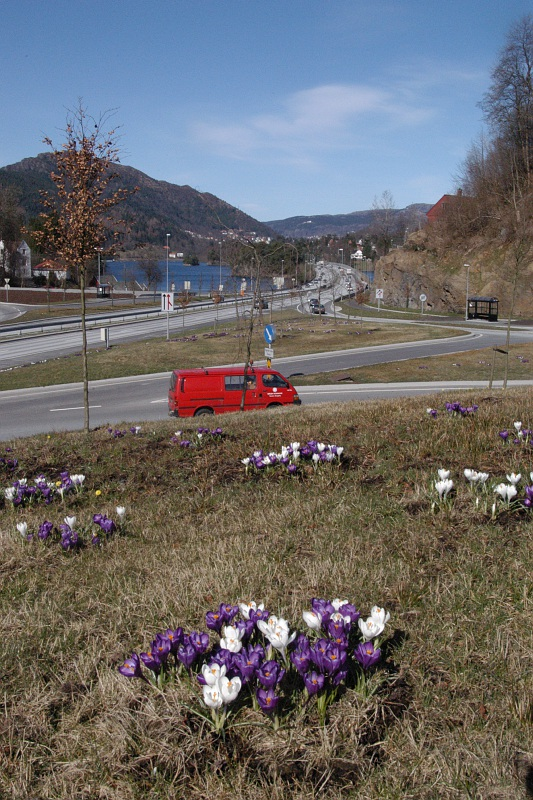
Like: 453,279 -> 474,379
140,648 -> 162,675
177,641 -> 197,669
165,627 -> 184,653
304,670 -> 325,696
256,659 -> 285,688
152,634 -> 171,664
233,647 -> 263,682
38,520 -> 54,540
257,687 -> 280,715
118,652 -> 144,679
189,631 -> 210,654
354,641 -> 382,669
499,430 -> 509,442
290,647 -> 311,675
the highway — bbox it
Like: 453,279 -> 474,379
1,287 -> 532,441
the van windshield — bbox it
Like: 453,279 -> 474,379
262,374 -> 289,388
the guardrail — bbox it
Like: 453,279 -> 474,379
0,297 -> 255,342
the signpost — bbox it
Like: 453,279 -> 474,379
375,288 -> 384,311
419,293 -> 427,315
161,291 -> 174,342
264,325 -> 276,367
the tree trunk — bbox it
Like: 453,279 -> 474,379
79,266 -> 90,432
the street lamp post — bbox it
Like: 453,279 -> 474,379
338,248 -> 344,266
464,263 -> 471,321
166,233 -> 171,341
219,241 -> 222,291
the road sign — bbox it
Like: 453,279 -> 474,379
419,293 -> 427,302
161,292 -> 174,312
264,324 -> 276,344
375,289 -> 384,299
264,346 -> 274,358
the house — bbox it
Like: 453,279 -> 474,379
33,259 -> 69,282
426,190 -> 466,223
0,239 -> 32,279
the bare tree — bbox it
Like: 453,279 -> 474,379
371,190 -> 398,255
34,102 -> 136,432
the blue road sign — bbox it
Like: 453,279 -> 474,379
264,324 -> 276,344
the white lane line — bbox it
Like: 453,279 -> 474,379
49,405 -> 103,412
150,399 -> 168,404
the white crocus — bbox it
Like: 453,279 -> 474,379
116,506 -> 126,520
71,474 -> 85,486
317,442 -> 326,453
16,522 -> 28,537
437,469 -> 451,480
302,609 -> 322,631
290,442 -> 301,451
4,487 -> 16,501
530,471 -> 533,484
257,615 -> 296,652
358,615 -> 385,641
219,675 -> 242,704
201,662 -> 227,686
464,469 -> 478,483
435,478 -> 453,498
370,606 -> 391,626
506,473 -> 521,485
202,683 -> 223,709
239,601 -> 264,619
64,516 -> 76,529
332,598 -> 349,611
514,421 -> 522,432
335,446 -> 344,457
477,472 -> 489,484
219,625 -> 244,653
494,483 -> 517,502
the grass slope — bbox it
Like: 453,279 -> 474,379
1,389 -> 532,799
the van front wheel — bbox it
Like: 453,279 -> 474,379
267,403 -> 282,409
194,407 -> 214,417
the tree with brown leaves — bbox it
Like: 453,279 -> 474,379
34,103 -> 136,432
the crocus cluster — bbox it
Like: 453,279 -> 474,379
426,401 -> 479,418
498,421 -> 532,446
107,426 -> 142,438
4,471 -> 85,507
15,507 -> 125,550
432,468 -> 454,510
0,448 -> 18,472
171,427 -> 224,448
242,441 -> 344,476
118,597 -> 390,732
430,467 -> 533,517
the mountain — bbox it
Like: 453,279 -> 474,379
266,204 -> 431,238
0,154 -> 276,252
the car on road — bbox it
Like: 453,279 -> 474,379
311,303 -> 326,314
168,366 -> 301,417
253,298 -> 269,309
309,298 -> 320,308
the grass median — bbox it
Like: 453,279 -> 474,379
0,313 -> 463,390
1,388 -> 532,798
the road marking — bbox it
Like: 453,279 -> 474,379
49,405 -> 102,412
150,399 -> 167,404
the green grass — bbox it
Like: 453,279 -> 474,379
0,314 -> 462,390
1,389 -> 532,798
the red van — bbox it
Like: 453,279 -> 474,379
168,366 -> 301,417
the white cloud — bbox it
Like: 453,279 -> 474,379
191,82 -> 435,166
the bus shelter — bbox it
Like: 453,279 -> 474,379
467,296 -> 498,322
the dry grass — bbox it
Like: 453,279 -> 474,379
1,390 -> 533,798
294,342 -> 533,385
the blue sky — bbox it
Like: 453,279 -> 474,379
2,0 -> 531,222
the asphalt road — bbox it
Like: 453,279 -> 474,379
1,299 -> 532,441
